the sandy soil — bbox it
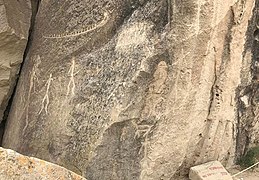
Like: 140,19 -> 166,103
228,166 -> 259,180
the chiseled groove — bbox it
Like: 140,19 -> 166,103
43,11 -> 109,39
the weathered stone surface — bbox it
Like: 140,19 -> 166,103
235,0 -> 259,159
189,161 -> 233,180
2,0 -> 258,179
0,147 -> 86,180
0,0 -> 31,123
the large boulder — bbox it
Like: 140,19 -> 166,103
2,0 -> 258,179
0,147 -> 86,180
0,0 -> 31,124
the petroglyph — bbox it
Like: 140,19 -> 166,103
30,55 -> 41,92
134,124 -> 153,140
38,74 -> 53,115
151,61 -> 168,94
43,10 -> 110,39
66,57 -> 76,97
23,55 -> 41,135
134,123 -> 155,179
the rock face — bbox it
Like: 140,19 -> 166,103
0,0 -> 31,125
0,147 -> 86,180
2,0 -> 258,179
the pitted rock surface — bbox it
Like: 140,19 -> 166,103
0,147 -> 86,180
2,0 -> 259,179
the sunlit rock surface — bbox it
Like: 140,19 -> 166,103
2,0 -> 258,179
0,147 -> 86,180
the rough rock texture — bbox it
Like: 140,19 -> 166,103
236,0 -> 259,159
2,0 -> 258,179
0,147 -> 86,180
0,0 -> 31,125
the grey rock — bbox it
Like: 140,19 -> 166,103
2,0 -> 258,179
0,0 -> 31,123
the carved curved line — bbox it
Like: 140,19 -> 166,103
43,11 -> 109,39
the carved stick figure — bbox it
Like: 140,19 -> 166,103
38,74 -> 53,115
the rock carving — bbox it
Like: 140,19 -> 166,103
43,10 -> 110,39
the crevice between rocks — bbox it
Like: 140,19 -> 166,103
235,0 -> 259,161
0,0 -> 41,146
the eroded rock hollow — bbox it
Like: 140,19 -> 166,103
1,0 -> 259,179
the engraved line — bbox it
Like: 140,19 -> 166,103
43,11 -> 109,39
38,74 -> 53,115
66,57 -> 76,97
